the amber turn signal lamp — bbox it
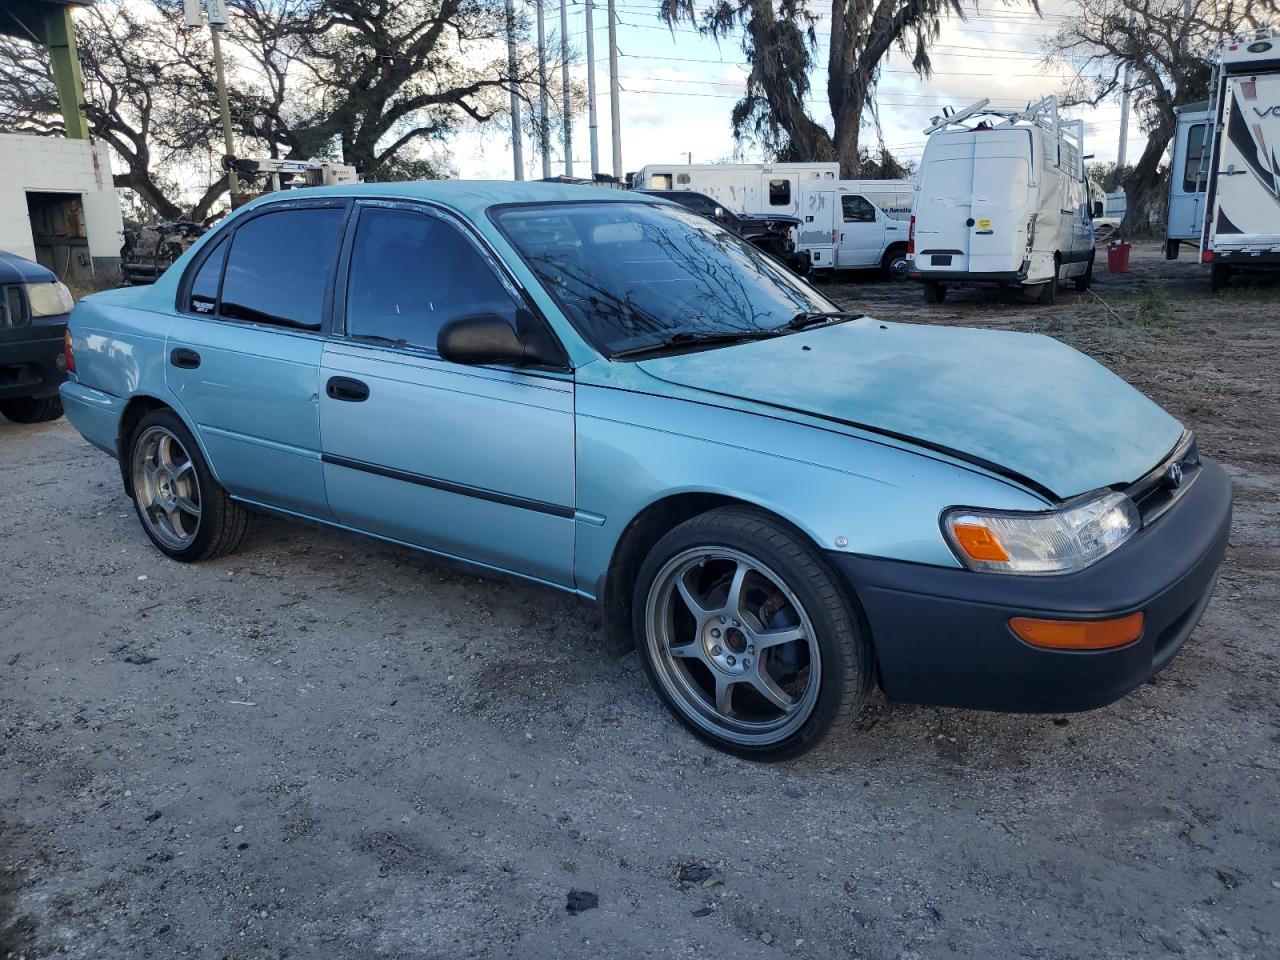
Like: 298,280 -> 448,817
950,522 -> 1010,563
1009,612 -> 1144,650
64,329 -> 76,374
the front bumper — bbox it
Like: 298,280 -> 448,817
830,456 -> 1232,713
0,324 -> 66,400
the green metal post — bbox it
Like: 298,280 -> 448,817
42,7 -> 90,140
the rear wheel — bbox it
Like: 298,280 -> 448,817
1210,263 -> 1232,292
127,408 -> 249,562
0,395 -> 63,423
881,245 -> 909,282
922,281 -> 947,304
633,507 -> 872,760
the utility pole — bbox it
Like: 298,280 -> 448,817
585,0 -> 599,177
1117,11 -> 1136,174
185,0 -> 239,198
607,0 -> 622,179
506,0 -> 524,180
536,0 -> 551,179
560,0 -> 572,177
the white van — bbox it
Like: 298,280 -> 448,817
633,163 -> 840,269
908,97 -> 1095,304
835,179 -> 914,278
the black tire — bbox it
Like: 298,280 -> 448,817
880,245 -> 909,282
922,281 -> 947,304
0,395 -> 63,423
126,407 -> 250,562
632,506 -> 873,761
1210,263 -> 1232,292
1073,253 -> 1094,292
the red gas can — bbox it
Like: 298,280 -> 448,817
1107,241 -> 1131,273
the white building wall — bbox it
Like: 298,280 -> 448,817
0,133 -> 125,276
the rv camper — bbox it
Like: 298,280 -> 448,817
908,97 -> 1095,304
1174,28 -> 1280,290
632,163 -> 840,270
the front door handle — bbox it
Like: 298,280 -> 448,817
326,376 -> 369,402
170,348 -> 201,369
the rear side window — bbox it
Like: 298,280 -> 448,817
769,178 -> 791,206
1183,124 -> 1208,192
187,237 -> 227,315
220,207 -> 346,329
841,195 -> 876,223
344,207 -> 520,352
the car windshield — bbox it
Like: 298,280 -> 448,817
491,201 -> 837,357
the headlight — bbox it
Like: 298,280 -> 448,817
942,490 -> 1140,575
25,281 -> 74,318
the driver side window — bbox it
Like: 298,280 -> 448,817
344,206 -> 520,351
842,195 -> 877,223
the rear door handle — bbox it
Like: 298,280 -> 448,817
170,348 -> 201,369
326,376 -> 369,402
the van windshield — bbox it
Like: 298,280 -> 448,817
492,201 -> 836,357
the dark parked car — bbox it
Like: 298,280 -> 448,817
640,190 -> 810,274
0,250 -> 73,423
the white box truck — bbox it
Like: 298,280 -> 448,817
908,97 -> 1095,304
632,163 -> 840,269
1191,29 -> 1280,290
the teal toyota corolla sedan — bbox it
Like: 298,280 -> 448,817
60,181 -> 1231,759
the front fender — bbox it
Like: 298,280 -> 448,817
573,384 -> 1049,596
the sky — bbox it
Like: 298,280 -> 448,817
451,0 -> 1146,181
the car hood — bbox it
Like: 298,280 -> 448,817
636,318 -> 1184,500
0,249 -> 56,284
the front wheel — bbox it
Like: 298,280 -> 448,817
127,408 -> 250,562
633,508 -> 873,760
0,395 -> 63,423
881,246 -> 909,282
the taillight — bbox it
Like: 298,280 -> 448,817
64,329 -> 76,374
1201,249 -> 1214,262
907,215 -> 916,254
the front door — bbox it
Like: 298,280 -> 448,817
836,193 -> 885,268
318,202 -> 576,588
166,200 -> 350,518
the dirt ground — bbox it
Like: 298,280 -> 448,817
2,243 -> 1278,960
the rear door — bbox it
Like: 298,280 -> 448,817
797,185 -> 836,269
166,199 -> 349,518
967,132 -> 1032,275
912,137 -> 974,274
1168,117 -> 1210,241
318,201 -> 576,587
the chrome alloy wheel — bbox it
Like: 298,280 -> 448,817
644,547 -> 821,746
132,425 -> 202,550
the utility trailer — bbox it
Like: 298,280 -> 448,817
908,97 -> 1095,305
1183,28 -> 1280,290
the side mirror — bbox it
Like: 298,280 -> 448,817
437,310 -> 565,368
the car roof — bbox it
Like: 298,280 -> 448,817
0,249 -> 56,284
246,180 -> 656,221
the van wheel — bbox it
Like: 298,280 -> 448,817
633,507 -> 872,760
0,395 -> 63,423
1210,263 -> 1232,292
881,246 -> 909,282
1034,279 -> 1058,305
1073,253 -> 1094,292
127,408 -> 250,562
922,282 -> 947,304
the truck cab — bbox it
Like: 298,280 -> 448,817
835,180 -> 914,278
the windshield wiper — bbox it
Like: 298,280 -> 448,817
610,329 -> 782,360
781,310 -> 862,332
